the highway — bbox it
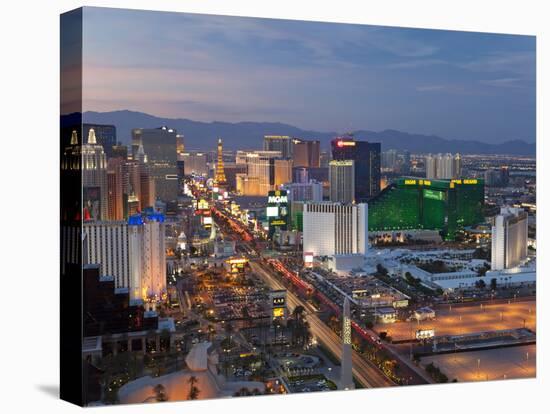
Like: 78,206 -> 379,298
250,261 -> 395,389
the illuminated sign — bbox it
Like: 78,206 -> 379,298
404,179 -> 417,185
272,297 -> 285,307
336,140 -> 356,147
270,219 -> 287,226
197,199 -> 209,210
352,289 -> 369,298
463,179 -> 478,184
228,258 -> 249,264
266,206 -> 279,217
268,194 -> 288,204
273,308 -> 285,318
203,216 -> 212,225
415,329 -> 435,340
424,189 -> 444,201
393,299 -> 409,308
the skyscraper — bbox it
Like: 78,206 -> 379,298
491,207 -> 528,270
107,158 -> 124,220
128,213 -> 167,303
82,128 -> 108,220
425,153 -> 462,179
329,160 -> 355,203
303,202 -> 368,258
292,139 -> 320,167
331,136 -> 381,200
83,221 -> 130,291
264,135 -> 292,158
83,123 -> 116,158
340,296 -> 354,391
132,126 -> 178,202
274,158 -> 293,188
236,150 -> 282,195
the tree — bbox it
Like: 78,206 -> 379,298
153,384 -> 167,402
224,322 -> 234,348
490,278 -> 498,291
187,376 -> 200,400
475,279 -> 486,290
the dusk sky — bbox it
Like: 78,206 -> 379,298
82,7 -> 536,144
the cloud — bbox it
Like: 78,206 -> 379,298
479,77 -> 527,88
388,58 -> 448,69
460,51 -> 535,76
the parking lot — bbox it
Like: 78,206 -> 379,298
286,374 -> 337,393
375,300 -> 536,341
421,344 -> 536,382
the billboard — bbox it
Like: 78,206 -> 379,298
267,190 -> 289,238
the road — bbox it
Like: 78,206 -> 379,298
250,261 -> 395,389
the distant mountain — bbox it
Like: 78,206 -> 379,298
79,110 -> 535,155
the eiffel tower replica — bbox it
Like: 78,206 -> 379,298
214,138 -> 227,189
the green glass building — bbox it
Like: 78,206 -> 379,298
368,177 -> 485,239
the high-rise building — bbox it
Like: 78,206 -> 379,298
236,174 -> 262,196
281,181 -> 323,203
83,123 -> 116,158
132,127 -> 178,202
107,158 -> 124,220
340,296 -> 354,391
139,165 -> 155,210
292,139 -> 320,167
491,207 -> 528,270
176,134 -> 185,155
222,163 -> 248,191
368,177 -> 484,240
86,214 -> 168,304
264,135 -> 292,158
181,152 -> 208,176
500,166 -> 510,187
128,213 -> 167,303
303,202 -> 368,258
381,149 -> 398,170
425,153 -> 461,179
402,150 -> 411,175
484,169 -> 501,187
83,221 -> 130,291
331,136 -> 381,200
236,150 -> 282,195
274,158 -> 293,188
82,128 -> 108,220
329,160 -> 355,203
214,138 -> 227,187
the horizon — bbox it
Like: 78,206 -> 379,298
78,7 -> 536,145
81,109 -> 537,146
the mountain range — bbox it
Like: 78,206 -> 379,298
78,110 -> 535,155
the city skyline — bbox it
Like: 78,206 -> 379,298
80,7 -> 535,144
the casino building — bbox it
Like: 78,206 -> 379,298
367,177 -> 485,240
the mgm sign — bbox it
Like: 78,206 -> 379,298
266,190 -> 289,239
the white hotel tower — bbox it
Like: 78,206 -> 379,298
491,206 -> 528,270
303,202 -> 368,259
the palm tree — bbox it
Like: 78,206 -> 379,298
224,322 -> 234,348
153,384 -> 167,402
187,376 -> 200,400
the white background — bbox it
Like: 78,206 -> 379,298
0,0 -> 548,412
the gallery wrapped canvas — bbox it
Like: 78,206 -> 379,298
61,6 -> 536,407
